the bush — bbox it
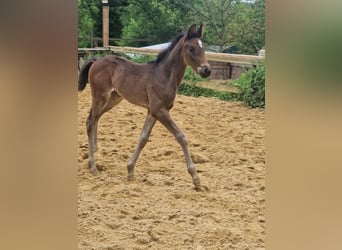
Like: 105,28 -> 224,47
178,83 -> 239,101
183,67 -> 206,82
233,61 -> 265,108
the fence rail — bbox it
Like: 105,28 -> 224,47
78,46 -> 264,65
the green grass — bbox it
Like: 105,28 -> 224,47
177,83 -> 239,101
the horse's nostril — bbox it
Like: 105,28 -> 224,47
199,67 -> 211,78
204,67 -> 211,75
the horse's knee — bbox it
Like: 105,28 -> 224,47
139,133 -> 149,147
176,133 -> 188,146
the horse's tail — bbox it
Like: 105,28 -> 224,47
78,58 -> 96,91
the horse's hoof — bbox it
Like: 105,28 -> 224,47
90,167 -> 100,176
127,175 -> 135,181
194,185 -> 209,192
192,177 -> 201,187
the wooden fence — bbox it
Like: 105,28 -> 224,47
78,46 -> 264,79
78,46 -> 264,65
107,46 -> 264,65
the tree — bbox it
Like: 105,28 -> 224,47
78,0 -> 99,47
78,0 -> 265,54
174,0 -> 265,54
78,0 -> 130,47
119,0 -> 192,47
227,0 -> 265,54
108,0 -> 129,46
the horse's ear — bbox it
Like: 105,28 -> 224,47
187,24 -> 197,38
197,23 -> 204,38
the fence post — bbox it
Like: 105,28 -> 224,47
102,0 -> 109,47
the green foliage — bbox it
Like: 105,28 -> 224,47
178,83 -> 239,101
183,67 -> 206,82
78,0 -> 99,47
130,55 -> 155,64
78,0 -> 129,47
227,0 -> 265,54
174,0 -> 265,54
232,61 -> 265,108
77,0 -> 265,55
119,0 -> 191,47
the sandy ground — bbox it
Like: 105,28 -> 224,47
78,87 -> 265,250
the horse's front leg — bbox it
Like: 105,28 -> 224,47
153,108 -> 202,190
127,112 -> 156,180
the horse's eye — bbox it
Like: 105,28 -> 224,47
189,46 -> 195,53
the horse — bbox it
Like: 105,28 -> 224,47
78,24 -> 211,190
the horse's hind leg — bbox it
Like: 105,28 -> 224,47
87,91 -> 122,175
86,107 -> 100,175
93,91 -> 122,151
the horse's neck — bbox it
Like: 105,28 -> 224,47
161,43 -> 186,89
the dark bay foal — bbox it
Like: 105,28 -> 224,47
78,24 -> 211,190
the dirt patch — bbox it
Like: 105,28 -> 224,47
78,88 -> 265,249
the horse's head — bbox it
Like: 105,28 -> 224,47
183,24 -> 211,78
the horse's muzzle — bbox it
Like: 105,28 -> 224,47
199,66 -> 211,78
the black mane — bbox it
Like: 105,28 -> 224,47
148,27 -> 202,65
148,32 -> 185,64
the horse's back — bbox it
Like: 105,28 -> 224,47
89,55 -> 132,88
91,55 -> 149,76
90,55 -> 153,108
